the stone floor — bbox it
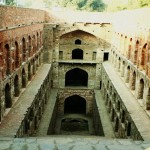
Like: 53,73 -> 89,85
55,113 -> 95,135
37,89 -> 58,136
0,136 -> 149,150
94,90 -> 115,138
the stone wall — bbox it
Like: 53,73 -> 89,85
42,23 -> 111,89
0,5 -> 47,29
57,89 -> 94,117
16,68 -> 52,137
0,5 -> 47,122
101,66 -> 143,140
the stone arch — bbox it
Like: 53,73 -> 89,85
141,43 -> 147,68
137,78 -> 144,99
105,94 -> 109,105
146,87 -> 150,110
32,35 -> 36,53
128,38 -> 132,59
121,110 -> 125,123
14,75 -> 20,97
5,44 -> 11,75
22,68 -> 26,88
111,109 -> 115,122
15,41 -> 20,68
5,83 -> 12,108
65,68 -> 88,86
115,117 -> 119,132
127,122 -> 131,136
40,31 -> 43,46
64,95 -> 86,114
130,71 -> 136,90
37,32 -> 39,49
75,39 -> 81,45
118,57 -> 121,71
110,86 -> 112,95
28,63 -> 31,81
121,61 -> 125,77
113,92 -> 116,103
72,49 -> 83,59
134,40 -> 139,64
125,66 -> 130,83
108,100 -> 111,113
117,100 -> 120,111
22,37 -> 26,62
28,36 -> 32,57
32,59 -> 36,75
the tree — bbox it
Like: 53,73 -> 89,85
55,0 -> 106,12
6,0 -> 16,6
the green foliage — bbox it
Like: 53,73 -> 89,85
106,0 -> 150,12
53,0 -> 106,12
6,0 -> 16,6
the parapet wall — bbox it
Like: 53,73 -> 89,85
0,5 -> 47,29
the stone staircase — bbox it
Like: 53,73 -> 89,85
0,136 -> 150,150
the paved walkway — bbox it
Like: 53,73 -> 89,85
0,136 -> 149,150
103,62 -> 150,141
36,89 -> 58,136
95,90 -> 115,138
0,64 -> 51,137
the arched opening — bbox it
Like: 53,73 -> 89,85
28,63 -> 31,81
128,38 -> 132,59
121,61 -> 125,77
5,83 -> 12,108
141,43 -> 147,68
72,49 -> 83,59
115,117 -> 119,132
24,120 -> 30,134
117,101 -> 120,111
15,41 -> 20,68
28,36 -> 32,57
108,100 -> 111,113
125,66 -> 130,83
32,59 -> 36,75
34,116 -> 37,130
130,71 -> 136,90
14,75 -> 20,97
5,44 -> 11,75
105,94 -> 109,105
127,122 -> 131,136
121,110 -> 125,123
134,40 -> 139,64
146,88 -> 150,110
32,35 -> 36,53
138,79 -> 144,99
111,109 -> 115,122
37,32 -> 39,49
22,68 -> 26,88
65,68 -> 88,86
64,95 -> 86,114
75,39 -> 81,45
113,93 -> 116,103
118,57 -> 121,71
22,38 -> 26,62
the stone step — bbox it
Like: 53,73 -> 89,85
0,137 -> 149,150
